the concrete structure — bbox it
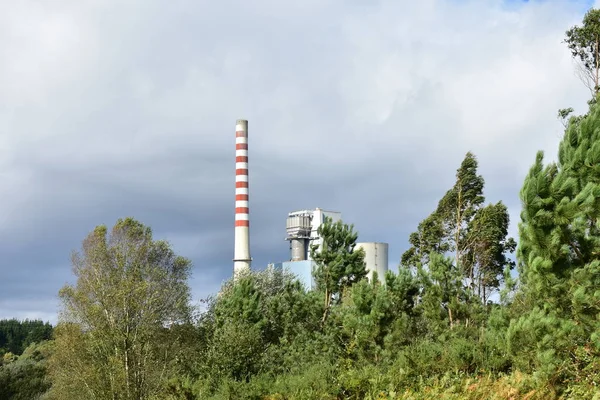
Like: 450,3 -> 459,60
280,208 -> 342,289
269,260 -> 317,290
285,208 -> 342,261
286,211 -> 311,261
269,208 -> 392,290
355,242 -> 389,283
233,119 -> 251,278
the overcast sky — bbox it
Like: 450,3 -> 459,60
0,0 -> 596,323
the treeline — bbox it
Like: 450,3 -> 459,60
0,319 -> 53,356
0,320 -> 53,400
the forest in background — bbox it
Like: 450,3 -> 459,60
3,7 -> 600,400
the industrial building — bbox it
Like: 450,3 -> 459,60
286,208 -> 342,261
269,208 -> 389,290
267,208 -> 342,290
231,118 -> 389,289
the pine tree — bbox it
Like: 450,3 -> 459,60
310,217 -> 367,324
416,252 -> 470,331
510,98 -> 600,383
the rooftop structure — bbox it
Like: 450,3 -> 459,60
277,208 -> 342,289
285,208 -> 341,261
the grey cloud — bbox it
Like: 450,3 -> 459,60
0,0 -> 595,322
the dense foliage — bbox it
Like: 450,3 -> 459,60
0,320 -> 52,356
0,321 -> 53,400
47,217 -> 193,400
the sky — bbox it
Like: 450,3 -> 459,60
0,0 -> 597,324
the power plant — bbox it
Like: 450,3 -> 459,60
231,119 -> 389,287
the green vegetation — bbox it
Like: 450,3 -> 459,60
3,7 -> 600,400
565,8 -> 600,97
47,217 -> 193,400
0,319 -> 52,356
310,217 -> 366,324
0,321 -> 53,400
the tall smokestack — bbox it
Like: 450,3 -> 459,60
233,119 -> 251,277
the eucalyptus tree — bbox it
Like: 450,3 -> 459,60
565,8 -> 600,97
402,152 -> 515,305
463,202 -> 516,302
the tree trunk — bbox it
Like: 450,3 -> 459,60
483,285 -> 487,304
455,182 -> 462,272
478,268 -> 482,300
321,288 -> 330,326
594,35 -> 600,96
470,252 -> 475,292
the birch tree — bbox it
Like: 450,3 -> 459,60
48,218 -> 192,400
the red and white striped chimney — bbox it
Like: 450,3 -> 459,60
233,119 -> 251,277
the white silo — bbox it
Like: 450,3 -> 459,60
355,242 -> 389,283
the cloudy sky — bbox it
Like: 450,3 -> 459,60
1,0 -> 596,323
